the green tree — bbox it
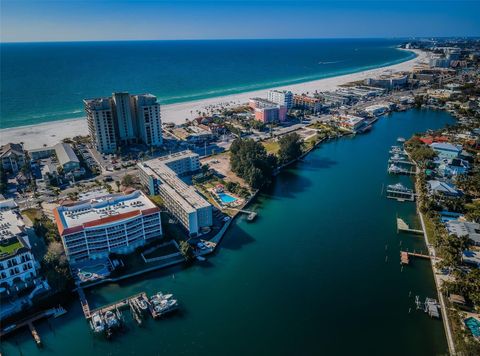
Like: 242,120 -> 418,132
121,174 -> 135,187
278,133 -> 304,164
230,138 -> 277,189
42,241 -> 73,292
179,240 -> 194,262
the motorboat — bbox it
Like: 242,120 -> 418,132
104,310 -> 120,329
153,299 -> 178,316
90,312 -> 105,333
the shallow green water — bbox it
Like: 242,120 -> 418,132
1,109 -> 454,355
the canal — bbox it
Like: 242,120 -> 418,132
2,109 -> 454,355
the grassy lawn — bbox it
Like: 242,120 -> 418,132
0,239 -> 23,256
262,140 -> 280,154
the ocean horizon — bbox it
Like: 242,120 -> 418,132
0,38 -> 414,129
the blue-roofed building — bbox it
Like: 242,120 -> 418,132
462,250 -> 480,268
447,220 -> 480,246
430,142 -> 462,160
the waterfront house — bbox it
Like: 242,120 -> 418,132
447,220 -> 480,246
462,250 -> 480,268
430,142 -> 462,160
427,180 -> 461,197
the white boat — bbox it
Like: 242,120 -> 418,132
136,296 -> 149,310
153,299 -> 178,315
90,312 -> 105,333
104,310 -> 119,329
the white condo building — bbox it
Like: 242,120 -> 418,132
53,191 -> 162,263
267,90 -> 293,109
112,92 -> 137,144
84,97 -> 118,154
0,199 -> 39,288
133,94 -> 163,147
138,151 -> 212,236
84,92 -> 163,153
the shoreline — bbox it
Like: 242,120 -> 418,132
0,49 -> 427,150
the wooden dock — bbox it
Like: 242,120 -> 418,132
77,286 -> 91,318
397,218 -> 423,234
87,291 -> 148,319
230,208 -> 257,221
400,250 -> 431,264
0,308 -> 60,346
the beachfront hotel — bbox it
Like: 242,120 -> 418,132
267,90 -> 293,109
53,190 -> 162,263
293,94 -> 322,113
84,92 -> 162,153
138,151 -> 212,236
0,199 -> 39,289
249,98 -> 287,123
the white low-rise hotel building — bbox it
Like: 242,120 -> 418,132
138,151 -> 212,236
336,114 -> 367,132
0,199 -> 39,288
53,190 -> 162,263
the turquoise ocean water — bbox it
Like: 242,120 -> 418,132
0,39 -> 414,129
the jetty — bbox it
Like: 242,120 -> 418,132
78,286 -> 91,318
386,183 -> 415,202
396,218 -> 423,234
400,250 -> 431,264
87,291 -> 148,319
0,307 -> 64,346
229,208 -> 257,221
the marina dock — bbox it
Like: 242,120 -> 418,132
229,208 -> 257,221
87,291 -> 148,319
397,218 -> 423,234
78,286 -> 91,318
400,250 -> 431,264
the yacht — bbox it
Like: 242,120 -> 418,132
90,312 -> 105,333
104,310 -> 120,329
153,299 -> 179,316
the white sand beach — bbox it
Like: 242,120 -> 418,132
0,49 -> 428,150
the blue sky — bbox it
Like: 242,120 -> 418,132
1,0 -> 479,42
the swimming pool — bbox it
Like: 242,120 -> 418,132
218,192 -> 237,204
464,317 -> 480,338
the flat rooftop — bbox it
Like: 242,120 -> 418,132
0,209 -> 25,242
140,163 -> 210,213
55,190 -> 158,232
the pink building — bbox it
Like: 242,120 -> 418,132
249,98 -> 286,123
